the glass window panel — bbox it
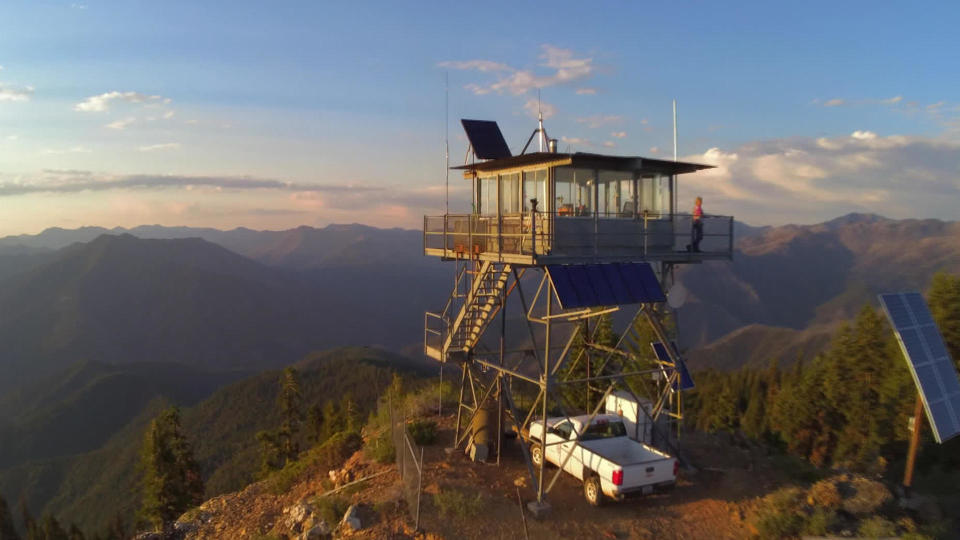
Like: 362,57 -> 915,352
555,167 -> 595,217
639,176 -> 659,216
479,175 -> 497,215
502,173 -> 520,214
523,169 -> 547,211
598,171 -> 631,217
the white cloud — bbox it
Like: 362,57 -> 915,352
443,44 -> 595,96
611,131 -> 627,138
163,110 -> 175,120
5,135 -> 18,141
74,91 -> 169,112
105,117 -> 136,130
576,114 -> 622,129
560,136 -> 591,148
576,88 -> 597,95
0,83 -> 33,102
824,98 -> 846,107
821,95 -> 904,108
680,133 -> 960,225
602,141 -> 615,148
649,146 -> 659,154
138,142 -> 181,152
523,99 -> 556,119
437,60 -> 511,72
41,145 -> 92,155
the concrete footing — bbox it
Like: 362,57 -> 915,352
526,500 -> 552,518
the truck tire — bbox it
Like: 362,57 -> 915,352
583,475 -> 604,506
530,445 -> 544,467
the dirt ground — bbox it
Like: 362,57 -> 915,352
355,414 -> 791,540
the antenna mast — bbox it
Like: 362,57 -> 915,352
445,72 -> 450,216
672,99 -> 678,162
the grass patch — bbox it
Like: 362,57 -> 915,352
407,420 -> 437,446
263,431 -> 362,495
432,489 -> 484,519
314,495 -> 351,526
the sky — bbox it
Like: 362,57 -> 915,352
1,1 -> 958,234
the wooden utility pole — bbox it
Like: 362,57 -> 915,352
903,394 -> 924,489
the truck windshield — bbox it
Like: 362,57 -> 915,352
579,420 -> 627,441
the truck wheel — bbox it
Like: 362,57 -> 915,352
530,445 -> 543,467
583,475 -> 604,507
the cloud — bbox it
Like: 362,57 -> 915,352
649,146 -> 659,154
41,146 -> 92,155
576,114 -> 622,129
821,95 -> 903,108
576,88 -> 597,95
602,141 -> 615,148
0,83 -> 33,102
560,136 -> 591,148
5,134 -> 18,141
163,110 -> 175,120
443,44 -> 595,96
523,99 -> 556,119
0,173 -> 385,197
680,132 -> 960,225
437,60 -> 512,72
74,91 -> 169,112
611,131 -> 627,139
105,117 -> 136,130
139,143 -> 180,152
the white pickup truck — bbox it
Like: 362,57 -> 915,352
528,414 -> 677,505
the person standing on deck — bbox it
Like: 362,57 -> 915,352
690,196 -> 704,252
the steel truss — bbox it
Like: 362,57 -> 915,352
443,263 -> 687,505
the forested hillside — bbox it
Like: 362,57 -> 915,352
686,272 -> 960,477
0,347 -> 430,536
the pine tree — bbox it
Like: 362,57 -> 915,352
0,495 -> 17,540
139,407 -> 205,531
256,429 -> 283,476
306,404 -> 324,444
928,272 -> 960,369
40,514 -> 68,540
277,367 -> 304,462
20,502 -> 37,540
67,524 -> 85,540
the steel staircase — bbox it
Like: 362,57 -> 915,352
424,261 -> 512,362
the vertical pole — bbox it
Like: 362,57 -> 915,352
415,446 -> 424,530
672,99 -> 678,162
454,364 -> 466,448
903,394 -> 924,489
538,279 -> 552,503
438,363 -> 443,416
498,271 -> 506,465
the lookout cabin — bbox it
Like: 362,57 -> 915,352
423,119 -> 733,265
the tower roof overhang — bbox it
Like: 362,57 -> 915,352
452,151 -> 714,176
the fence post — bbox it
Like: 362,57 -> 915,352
415,446 -> 424,530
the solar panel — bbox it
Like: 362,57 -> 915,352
461,119 -> 512,160
546,263 -> 665,309
879,292 -> 960,443
651,341 -> 695,391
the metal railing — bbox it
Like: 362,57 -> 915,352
424,212 -> 733,260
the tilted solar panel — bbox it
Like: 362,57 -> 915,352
546,263 -> 665,309
879,292 -> 960,443
461,119 -> 512,160
651,341 -> 696,391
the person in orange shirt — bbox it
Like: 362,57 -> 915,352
690,196 -> 704,252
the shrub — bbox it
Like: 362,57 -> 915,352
750,487 -> 806,539
803,508 -> 840,536
840,476 -> 891,515
807,478 -> 842,509
407,420 -> 438,446
432,489 -> 484,519
263,431 -> 362,495
857,516 -> 897,538
314,495 -> 351,527
365,433 -> 395,464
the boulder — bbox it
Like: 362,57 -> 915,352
340,504 -> 362,532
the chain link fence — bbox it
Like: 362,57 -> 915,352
391,403 -> 425,530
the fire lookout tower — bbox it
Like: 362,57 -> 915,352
422,118 -> 733,512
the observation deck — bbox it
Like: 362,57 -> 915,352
423,149 -> 733,266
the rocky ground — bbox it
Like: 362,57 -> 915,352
152,413 -> 823,540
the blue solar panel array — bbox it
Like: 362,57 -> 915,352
651,341 -> 695,391
546,263 -> 666,310
461,119 -> 512,160
879,292 -> 960,443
